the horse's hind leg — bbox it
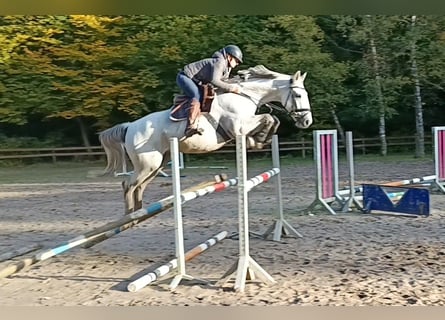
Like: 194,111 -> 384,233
123,180 -> 136,214
133,168 -> 162,211
134,152 -> 171,210
123,152 -> 164,214
124,171 -> 154,214
133,154 -> 169,211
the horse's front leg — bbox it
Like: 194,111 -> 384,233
247,114 -> 277,149
262,115 -> 280,145
219,114 -> 275,149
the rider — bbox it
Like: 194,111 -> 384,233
176,44 -> 244,137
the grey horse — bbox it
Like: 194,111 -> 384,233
99,65 -> 313,214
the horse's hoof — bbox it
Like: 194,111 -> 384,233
214,173 -> 228,183
255,142 -> 264,149
246,136 -> 256,148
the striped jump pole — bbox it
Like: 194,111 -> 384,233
378,127 -> 444,191
220,135 -> 277,293
0,243 -> 43,263
380,175 -> 436,187
0,177 -> 233,279
83,175 -> 227,249
0,230 -> 107,279
365,127 -> 443,190
432,126 -> 445,193
302,130 -> 345,215
127,230 -> 228,292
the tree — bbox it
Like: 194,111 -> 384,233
0,15 -> 150,147
244,15 -> 350,138
409,15 -> 425,157
333,15 -> 411,155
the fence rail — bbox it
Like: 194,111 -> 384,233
0,135 -> 433,162
0,146 -> 104,161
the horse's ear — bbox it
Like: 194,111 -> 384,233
293,71 -> 301,81
301,72 -> 307,82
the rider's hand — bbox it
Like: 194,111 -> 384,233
231,85 -> 242,94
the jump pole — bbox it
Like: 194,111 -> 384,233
0,177 -> 232,279
0,231 -> 107,279
380,175 -> 436,187
262,135 -> 302,241
0,243 -> 43,263
368,127 -> 444,189
220,135 -> 276,292
127,230 -> 228,292
82,176 -> 226,249
432,126 -> 445,193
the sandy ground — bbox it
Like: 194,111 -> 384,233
0,157 -> 444,306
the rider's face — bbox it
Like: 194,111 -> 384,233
228,55 -> 239,68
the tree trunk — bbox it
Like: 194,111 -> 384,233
76,118 -> 93,159
368,19 -> 387,156
410,15 -> 425,158
330,105 -> 345,146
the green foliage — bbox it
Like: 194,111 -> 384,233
0,15 -> 444,149
0,134 -> 58,148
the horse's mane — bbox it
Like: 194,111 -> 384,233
231,65 -> 284,83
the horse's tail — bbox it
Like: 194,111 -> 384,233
99,122 -> 130,175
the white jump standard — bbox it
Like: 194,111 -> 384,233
262,135 -> 303,240
219,135 -> 277,292
432,126 -> 445,193
340,131 -> 362,212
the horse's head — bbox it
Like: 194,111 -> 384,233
280,70 -> 312,129
235,65 -> 313,129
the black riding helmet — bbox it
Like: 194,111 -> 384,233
224,44 -> 243,63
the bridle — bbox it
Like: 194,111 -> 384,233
239,79 -> 310,122
283,79 -> 311,113
277,79 -> 310,125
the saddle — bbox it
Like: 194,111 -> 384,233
169,84 -> 215,121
